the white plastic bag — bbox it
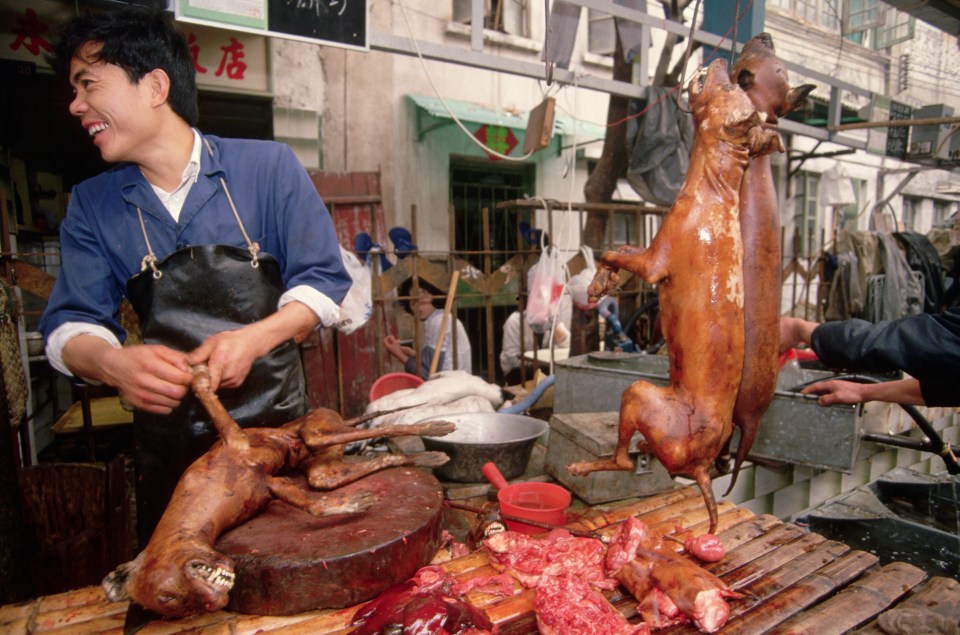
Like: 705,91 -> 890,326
333,246 -> 373,334
525,246 -> 565,332
567,245 -> 597,310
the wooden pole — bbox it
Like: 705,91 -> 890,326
428,270 -> 460,378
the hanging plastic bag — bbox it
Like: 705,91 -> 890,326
333,246 -> 373,334
567,245 -> 598,310
526,245 -> 565,332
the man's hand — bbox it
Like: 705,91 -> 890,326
801,377 -> 924,407
187,328 -> 262,392
800,379 -> 865,406
103,345 -> 193,414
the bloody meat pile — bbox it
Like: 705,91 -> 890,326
102,366 -> 456,618
480,518 -> 737,633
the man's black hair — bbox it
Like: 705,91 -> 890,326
51,6 -> 199,126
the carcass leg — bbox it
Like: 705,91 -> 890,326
267,475 -> 374,516
301,420 -> 455,451
566,380 -> 663,476
191,365 -> 249,451
304,452 -> 449,490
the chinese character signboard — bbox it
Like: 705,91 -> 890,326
1,1 -> 268,94
177,0 -> 368,51
475,125 -> 519,161
885,101 -> 911,160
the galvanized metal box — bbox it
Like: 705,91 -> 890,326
544,411 -> 676,504
553,352 -> 863,474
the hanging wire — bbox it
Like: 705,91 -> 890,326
396,0 -> 538,162
730,0 -> 742,66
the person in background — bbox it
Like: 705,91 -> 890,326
384,278 -> 472,378
38,7 -> 350,546
779,309 -> 960,407
499,310 -> 570,386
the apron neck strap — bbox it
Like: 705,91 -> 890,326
135,136 -> 262,275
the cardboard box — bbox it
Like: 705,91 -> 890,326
544,411 -> 675,504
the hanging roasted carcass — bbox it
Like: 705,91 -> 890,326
724,33 -> 815,493
567,58 -> 784,535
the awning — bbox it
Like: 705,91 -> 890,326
408,94 -> 606,147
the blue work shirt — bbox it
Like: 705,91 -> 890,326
39,134 -> 351,343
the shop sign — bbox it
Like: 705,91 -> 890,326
1,1 -> 268,94
475,124 -> 519,161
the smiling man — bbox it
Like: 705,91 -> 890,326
39,6 -> 351,547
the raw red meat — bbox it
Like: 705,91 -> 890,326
452,574 -> 517,598
349,565 -> 495,635
684,533 -> 725,563
483,529 -> 616,590
535,574 -> 650,635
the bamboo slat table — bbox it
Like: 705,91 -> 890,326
2,485 -> 956,635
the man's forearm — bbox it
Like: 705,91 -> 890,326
62,334 -> 122,385
860,378 -> 925,406
247,301 -> 321,356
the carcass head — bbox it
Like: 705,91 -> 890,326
731,33 -> 816,124
102,541 -> 236,617
688,58 -> 783,157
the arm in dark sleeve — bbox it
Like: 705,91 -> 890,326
811,308 -> 960,407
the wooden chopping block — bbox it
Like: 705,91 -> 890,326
215,467 -> 444,616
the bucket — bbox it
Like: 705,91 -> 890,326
369,372 -> 424,402
482,462 -> 571,534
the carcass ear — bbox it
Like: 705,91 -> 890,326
786,84 -> 816,113
102,561 -> 134,602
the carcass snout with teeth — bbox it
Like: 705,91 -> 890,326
102,365 -> 454,618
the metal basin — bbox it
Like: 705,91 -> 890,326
419,412 -> 548,483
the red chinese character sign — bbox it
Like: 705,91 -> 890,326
0,1 -> 73,66
475,125 -> 519,161
0,2 -> 267,94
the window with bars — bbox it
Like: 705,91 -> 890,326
933,201 -> 955,227
901,196 -> 920,232
452,0 -> 530,36
587,9 -> 616,56
793,171 -> 821,257
839,178 -> 866,230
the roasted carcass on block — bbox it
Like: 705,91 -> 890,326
102,366 -> 454,618
567,58 -> 784,535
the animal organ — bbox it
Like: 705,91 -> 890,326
567,58 -> 783,534
102,366 -> 454,617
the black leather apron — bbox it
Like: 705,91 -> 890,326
125,146 -> 306,547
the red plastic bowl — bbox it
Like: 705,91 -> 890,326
498,482 -> 571,534
369,372 -> 424,402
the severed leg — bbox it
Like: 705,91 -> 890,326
301,419 -> 455,451
267,475 -> 374,516
304,452 -> 450,490
191,365 -> 249,451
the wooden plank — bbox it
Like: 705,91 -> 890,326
720,532 -> 826,587
644,500 -> 738,536
707,523 -> 808,576
667,539 -> 852,635
767,561 -> 928,635
719,549 -> 880,635
567,486 -> 700,532
855,576 -> 960,635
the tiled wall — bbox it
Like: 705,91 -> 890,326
707,408 -> 959,522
